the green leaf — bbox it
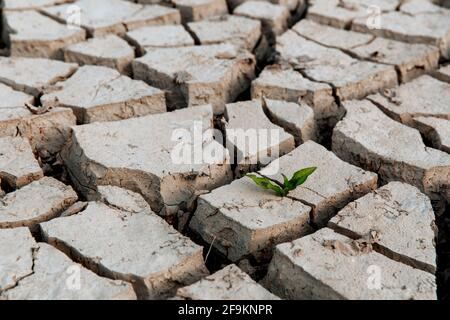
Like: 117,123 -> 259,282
281,174 -> 290,186
273,187 -> 285,197
246,167 -> 317,197
246,174 -> 284,196
281,173 -> 293,192
287,167 -> 317,190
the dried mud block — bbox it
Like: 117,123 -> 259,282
367,76 -> 450,125
234,1 -> 290,44
96,185 -> 152,214
1,10 -> 85,59
412,117 -> 450,154
2,0 -> 72,11
277,30 -> 398,102
307,0 -> 401,29
350,38 -> 440,83
125,25 -> 194,55
251,65 -> 339,128
134,0 -> 173,2
292,19 -> 374,51
0,83 -> 34,109
329,182 -> 437,274
308,0 -> 450,59
41,65 -> 166,123
263,228 -> 437,300
260,141 -> 378,227
42,0 -> 181,37
173,0 -> 228,22
189,171 -> 312,262
40,198 -> 209,299
132,44 -> 255,114
3,244 -> 136,300
191,141 -> 377,261
433,64 -> 450,83
224,100 -> 295,175
293,20 -> 439,83
351,0 -> 450,59
64,35 -> 135,75
0,57 -> 77,97
59,201 -> 88,218
0,228 -> 36,292
62,105 -> 232,217
187,15 -> 262,51
228,0 -> 303,12
0,177 -> 77,229
176,264 -> 279,299
400,0 -> 447,14
0,137 -> 43,189
332,100 -> 450,206
0,107 -> 76,159
0,228 -> 135,299
262,98 -> 316,145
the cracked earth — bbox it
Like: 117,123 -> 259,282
0,0 -> 450,300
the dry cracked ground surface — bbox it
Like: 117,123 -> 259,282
0,0 -> 450,300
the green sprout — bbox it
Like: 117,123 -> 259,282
246,167 -> 317,197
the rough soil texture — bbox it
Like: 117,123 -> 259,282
40,188 -> 209,299
293,19 -> 440,83
41,0 -> 181,37
190,140 -> 377,262
2,0 -> 72,11
234,1 -> 290,44
187,15 -> 262,51
40,65 -> 166,123
328,182 -> 437,274
132,43 -> 256,113
173,0 -> 228,23
224,99 -> 295,175
0,177 -> 77,228
63,35 -> 135,75
433,64 -> 450,82
176,264 -> 280,299
61,105 -> 232,217
2,10 -> 86,59
1,0 -> 450,301
0,136 -> 43,189
332,99 -> 450,211
263,228 -> 437,300
0,57 -> 77,97
124,25 -> 194,55
0,228 -> 135,299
